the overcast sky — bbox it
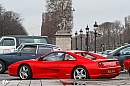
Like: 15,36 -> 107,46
1,0 -> 130,36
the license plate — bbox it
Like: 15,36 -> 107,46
108,69 -> 115,73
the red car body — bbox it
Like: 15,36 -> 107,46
8,50 -> 121,79
124,59 -> 130,75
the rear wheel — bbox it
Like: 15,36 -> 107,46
19,65 -> 32,79
0,61 -> 5,74
72,66 -> 89,79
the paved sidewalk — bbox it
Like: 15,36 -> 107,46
1,78 -> 130,86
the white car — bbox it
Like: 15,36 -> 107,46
0,35 -> 51,53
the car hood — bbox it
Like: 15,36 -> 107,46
9,59 -> 36,67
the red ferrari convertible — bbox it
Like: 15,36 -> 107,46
8,50 -> 121,80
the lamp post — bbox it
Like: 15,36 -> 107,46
79,29 -> 83,50
93,21 -> 98,53
85,25 -> 89,51
75,31 -> 78,50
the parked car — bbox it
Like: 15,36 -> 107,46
106,44 -> 130,70
0,43 -> 61,73
103,50 -> 113,55
8,50 -> 121,80
124,59 -> 130,75
0,35 -> 51,53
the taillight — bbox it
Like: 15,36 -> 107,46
98,62 -> 104,68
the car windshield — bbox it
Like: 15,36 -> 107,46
19,37 -> 47,44
108,45 -> 125,54
16,44 -> 24,52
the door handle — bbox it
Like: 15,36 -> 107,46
31,55 -> 35,56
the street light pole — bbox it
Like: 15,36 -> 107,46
94,30 -> 97,53
85,25 -> 89,51
79,29 -> 83,50
75,31 -> 78,50
93,21 -> 98,53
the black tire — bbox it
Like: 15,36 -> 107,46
19,65 -> 32,79
0,61 -> 6,74
72,66 -> 89,79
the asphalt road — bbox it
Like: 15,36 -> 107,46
0,71 -> 130,86
0,71 -> 129,80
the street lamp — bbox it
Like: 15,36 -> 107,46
85,25 -> 89,51
79,29 -> 83,50
93,21 -> 98,53
75,31 -> 78,50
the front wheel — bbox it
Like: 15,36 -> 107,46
19,65 -> 32,79
72,66 -> 89,79
0,61 -> 5,74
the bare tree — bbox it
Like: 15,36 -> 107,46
95,21 -> 124,51
0,5 -> 27,37
124,16 -> 130,43
41,0 -> 73,44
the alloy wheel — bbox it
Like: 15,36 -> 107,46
19,65 -> 31,79
73,67 -> 87,79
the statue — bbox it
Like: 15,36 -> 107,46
58,16 -> 67,30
